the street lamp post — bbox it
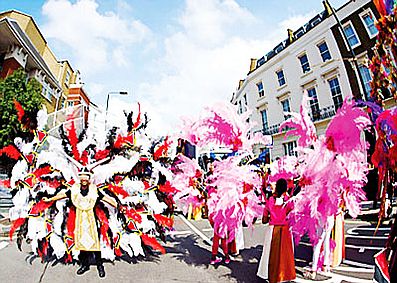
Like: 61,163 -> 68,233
105,91 -> 128,130
324,0 -> 367,100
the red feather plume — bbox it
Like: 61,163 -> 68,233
13,100 -> 25,122
95,149 -> 110,161
153,214 -> 173,228
9,218 -> 26,241
108,184 -> 129,198
67,120 -> 80,162
154,136 -> 170,160
29,200 -> 54,216
95,207 -> 110,246
158,181 -> 177,194
0,145 -> 21,160
0,179 -> 10,188
33,166 -> 52,180
133,102 -> 141,130
140,233 -> 165,254
124,207 -> 142,223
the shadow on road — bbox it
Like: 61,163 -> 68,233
167,234 -> 266,283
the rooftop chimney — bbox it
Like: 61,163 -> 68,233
238,79 -> 245,90
249,58 -> 257,72
287,29 -> 294,44
322,0 -> 333,17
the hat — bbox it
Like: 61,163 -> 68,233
78,167 -> 92,179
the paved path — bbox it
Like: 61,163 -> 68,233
0,212 -> 384,283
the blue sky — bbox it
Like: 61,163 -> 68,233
0,0 -> 348,135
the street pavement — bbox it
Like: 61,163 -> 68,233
0,208 -> 387,283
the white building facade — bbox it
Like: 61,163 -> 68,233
232,0 -> 378,160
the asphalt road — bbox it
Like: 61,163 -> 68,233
0,211 -> 389,283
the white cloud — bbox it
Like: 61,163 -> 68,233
179,0 -> 255,47
135,1 -> 315,136
41,0 -> 151,75
279,10 -> 317,32
39,0 -> 318,138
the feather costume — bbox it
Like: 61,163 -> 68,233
6,102 -> 174,264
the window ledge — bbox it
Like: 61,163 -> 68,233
277,84 -> 288,92
320,58 -> 335,68
256,97 -> 268,109
300,69 -> 313,79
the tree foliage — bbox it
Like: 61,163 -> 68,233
0,68 -> 43,148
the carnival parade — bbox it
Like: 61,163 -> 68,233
0,0 -> 397,282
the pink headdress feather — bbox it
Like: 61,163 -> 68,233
280,91 -> 317,148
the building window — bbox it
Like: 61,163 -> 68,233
238,100 -> 242,114
361,11 -> 378,37
276,69 -> 286,87
65,70 -> 71,86
257,81 -> 264,97
281,99 -> 291,120
328,77 -> 343,110
283,141 -> 297,157
307,87 -> 320,120
317,42 -> 331,62
261,109 -> 268,131
42,81 -> 52,101
67,101 -> 74,107
299,54 -> 310,73
358,65 -> 372,100
343,23 -> 360,48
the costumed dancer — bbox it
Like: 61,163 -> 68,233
177,103 -> 268,264
386,212 -> 397,282
43,169 -> 118,277
2,101 -> 175,277
257,178 -> 296,283
275,94 -> 369,277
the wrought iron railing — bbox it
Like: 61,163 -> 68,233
261,104 -> 338,136
309,104 -> 337,122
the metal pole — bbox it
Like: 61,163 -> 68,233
325,0 -> 368,100
104,91 -> 128,130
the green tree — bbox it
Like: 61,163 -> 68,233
0,68 -> 43,148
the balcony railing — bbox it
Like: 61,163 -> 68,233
261,104 -> 338,136
309,104 -> 337,122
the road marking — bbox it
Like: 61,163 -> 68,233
347,227 -> 390,236
345,235 -> 388,239
344,220 -> 371,225
333,265 -> 374,273
342,260 -> 375,269
345,244 -> 383,251
166,230 -> 193,236
0,241 -> 8,250
178,214 -> 212,246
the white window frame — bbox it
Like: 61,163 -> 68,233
307,86 -> 320,119
283,141 -> 297,157
261,109 -> 269,131
276,69 -> 286,87
298,53 -> 311,73
342,21 -> 361,49
280,98 -> 291,120
359,9 -> 378,38
358,64 -> 372,100
65,70 -> 71,86
328,76 -> 343,111
256,81 -> 265,98
317,41 -> 332,62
